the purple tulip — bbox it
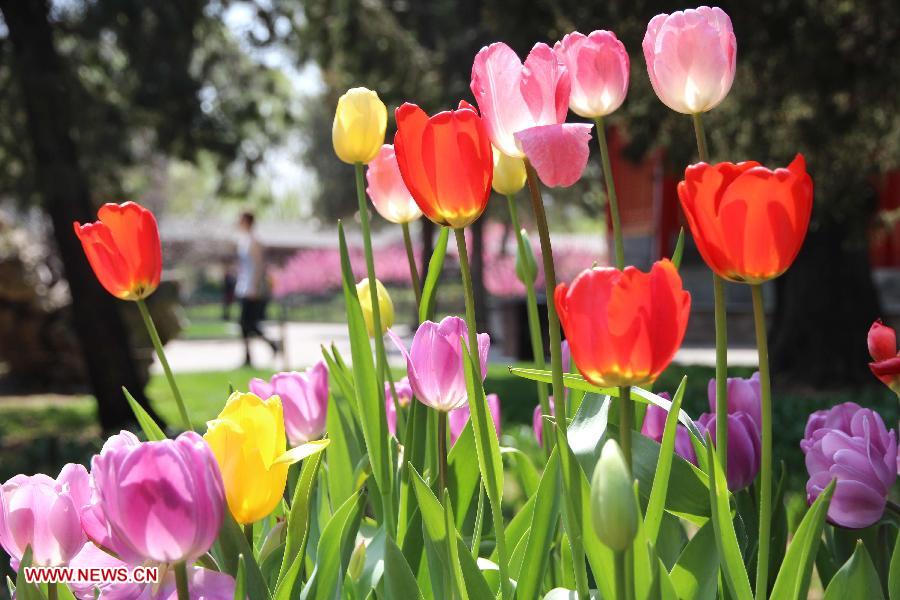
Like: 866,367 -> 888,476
533,398 -> 556,447
0,463 -> 90,568
250,360 -> 329,446
640,399 -> 697,465
69,542 -> 235,600
801,402 -> 897,529
392,316 -> 490,412
385,377 -> 414,437
697,411 -> 760,490
86,431 -> 226,564
707,372 -> 761,427
449,394 -> 501,445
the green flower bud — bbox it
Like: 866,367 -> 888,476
590,439 -> 639,552
515,229 -> 538,284
348,541 -> 367,582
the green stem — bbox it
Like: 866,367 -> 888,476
437,410 -> 448,493
506,194 -> 552,454
401,221 -> 422,311
471,481 -> 485,559
594,116 -> 625,270
354,162 -> 396,538
691,112 -> 730,487
174,562 -> 190,600
524,162 -> 590,599
244,522 -> 253,547
47,582 -> 57,600
136,298 -> 192,431
713,274 -> 729,473
752,284 -> 772,599
614,550 -> 627,600
619,386 -> 633,469
453,227 -> 511,600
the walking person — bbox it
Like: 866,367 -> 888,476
235,211 -> 278,367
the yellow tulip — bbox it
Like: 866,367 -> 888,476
203,392 -> 291,524
491,146 -> 527,196
356,278 -> 394,338
333,88 -> 387,164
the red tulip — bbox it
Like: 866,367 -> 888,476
73,202 -> 162,301
555,260 -> 690,387
677,154 -> 813,283
868,319 -> 900,395
393,101 -> 493,228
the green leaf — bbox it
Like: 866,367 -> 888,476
16,547 -> 46,600
123,387 -> 166,441
501,446 -> 540,499
516,448 -> 561,599
409,464 -> 452,600
277,447 -> 325,586
824,541 -> 885,600
320,346 -> 357,414
383,533 -> 425,600
645,377 -> 687,544
338,222 -> 392,504
494,493 -> 536,564
419,226 -> 450,322
669,521 -> 718,600
214,513 -> 269,600
234,555 -> 247,600
299,489 -> 367,600
275,439 -> 330,466
510,368 -> 703,438
325,390 -> 361,507
770,479 -> 835,600
889,530 -> 900,600
671,227 -> 685,269
442,491 -> 470,600
447,420 -> 479,528
705,435 -> 753,600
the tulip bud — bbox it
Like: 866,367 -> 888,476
491,147 -> 527,196
332,87 -> 387,165
356,278 -> 394,338
590,440 -> 638,552
348,541 -> 367,582
514,229 -> 538,284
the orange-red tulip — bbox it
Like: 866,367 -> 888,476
393,101 -> 493,229
555,260 -> 690,387
677,155 -> 813,283
73,202 -> 162,301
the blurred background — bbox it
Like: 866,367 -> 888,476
0,0 -> 898,513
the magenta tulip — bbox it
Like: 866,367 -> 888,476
643,6 -> 736,114
87,431 -> 225,564
802,402 -> 897,529
554,30 -> 630,118
0,464 -> 90,567
385,377 -> 414,437
391,316 -> 489,412
471,42 -> 593,187
707,372 -> 761,428
697,411 -> 760,490
640,398 -> 697,465
250,360 -> 329,446
366,144 -> 423,225
449,393 -> 501,445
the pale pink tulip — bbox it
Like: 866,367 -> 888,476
449,393 -> 501,445
643,7 -> 736,114
554,31 -> 630,118
471,42 -> 592,188
366,144 -> 423,224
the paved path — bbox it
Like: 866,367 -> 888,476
154,321 -> 759,374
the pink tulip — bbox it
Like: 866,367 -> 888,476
449,393 -> 501,445
471,42 -> 593,188
250,361 -> 330,446
554,31 -> 630,118
0,464 -> 90,568
69,542 -> 235,600
643,6 -> 736,114
391,316 -> 490,412
366,144 -> 423,224
385,377 -> 415,437
532,398 -> 555,447
87,431 -> 225,564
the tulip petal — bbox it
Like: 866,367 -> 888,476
514,123 -> 593,188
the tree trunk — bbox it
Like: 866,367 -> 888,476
770,213 -> 880,389
0,0 -> 162,431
